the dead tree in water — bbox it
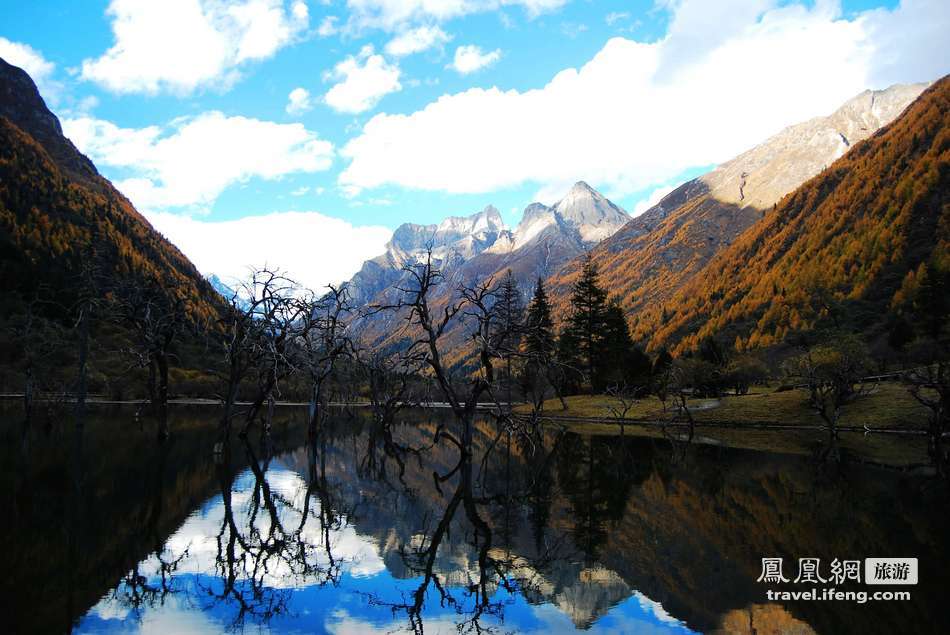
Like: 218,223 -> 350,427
7,289 -> 62,451
239,271 -> 305,440
371,247 -> 527,456
71,255 -> 103,431
114,283 -> 187,441
297,284 -> 352,439
214,268 -> 302,447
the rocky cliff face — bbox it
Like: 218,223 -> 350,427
346,205 -> 505,306
546,82 -> 929,322
700,82 -> 929,210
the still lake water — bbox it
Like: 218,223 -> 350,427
3,405 -> 948,634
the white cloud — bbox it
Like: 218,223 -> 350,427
146,210 -> 392,292
318,15 -> 340,36
449,44 -> 501,74
605,11 -> 630,26
0,37 -> 59,98
324,46 -> 401,114
344,0 -> 568,31
286,87 -> 314,115
631,184 -> 676,217
81,0 -> 309,95
63,112 -> 334,210
340,0 -> 949,197
560,22 -> 588,39
384,25 -> 451,56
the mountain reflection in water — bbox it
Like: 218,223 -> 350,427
3,405 -> 948,634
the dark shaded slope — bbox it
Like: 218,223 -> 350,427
0,57 -> 220,321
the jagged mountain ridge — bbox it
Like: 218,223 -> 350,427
346,205 -> 505,306
345,181 -> 631,361
546,82 -> 929,323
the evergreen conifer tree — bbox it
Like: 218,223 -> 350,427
560,254 -> 609,393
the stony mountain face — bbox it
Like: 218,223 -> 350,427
546,82 -> 929,323
488,181 -> 630,253
345,182 -> 630,362
0,57 -> 220,320
345,205 -> 505,307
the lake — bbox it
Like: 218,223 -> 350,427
2,404 -> 947,634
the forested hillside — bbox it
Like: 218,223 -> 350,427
0,58 -> 220,321
634,76 -> 948,354
0,58 -> 223,402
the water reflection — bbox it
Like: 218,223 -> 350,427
2,405 -> 948,634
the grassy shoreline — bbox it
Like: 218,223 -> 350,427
515,383 -> 935,468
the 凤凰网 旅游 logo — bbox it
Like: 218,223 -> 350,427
756,557 -> 918,586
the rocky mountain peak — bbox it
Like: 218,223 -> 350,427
437,204 -> 505,235
0,57 -> 98,181
551,181 -> 630,244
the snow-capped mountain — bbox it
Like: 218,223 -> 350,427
345,205 -> 506,306
343,182 -> 630,355
489,182 -> 630,254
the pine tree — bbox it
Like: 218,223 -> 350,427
599,300 -> 651,389
561,253 -> 609,393
523,277 -> 567,409
491,270 -> 524,405
524,277 -> 555,361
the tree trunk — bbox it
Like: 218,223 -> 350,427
75,306 -> 89,431
156,353 -> 169,441
147,357 -> 158,416
217,377 -> 238,449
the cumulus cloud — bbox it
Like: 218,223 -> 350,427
344,0 -> 568,31
81,0 -> 309,95
146,210 -> 392,292
63,112 -> 333,210
384,25 -> 451,57
340,0 -> 949,197
449,45 -> 501,74
324,45 -> 401,114
0,37 -> 59,98
286,87 -> 314,115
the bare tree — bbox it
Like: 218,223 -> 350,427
787,335 -> 872,460
6,289 -> 63,451
905,361 -> 950,477
214,268 -> 302,448
370,250 -> 492,452
606,382 -> 644,437
113,282 -> 187,440
71,253 -> 104,431
297,284 -> 353,439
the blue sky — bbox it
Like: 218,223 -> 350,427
0,0 -> 945,290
